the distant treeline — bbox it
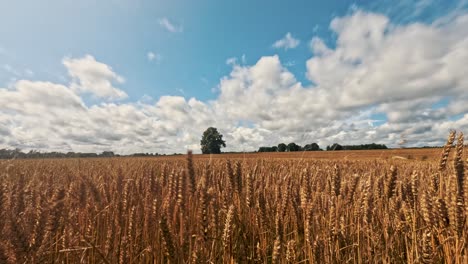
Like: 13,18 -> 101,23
0,149 -> 166,159
0,142 -> 393,159
258,143 -> 322,152
328,143 -> 389,151
258,142 -> 388,152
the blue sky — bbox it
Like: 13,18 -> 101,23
0,0 -> 339,101
1,0 -> 462,101
0,0 -> 467,153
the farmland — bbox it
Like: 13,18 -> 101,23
0,132 -> 466,263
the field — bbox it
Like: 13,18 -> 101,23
0,132 -> 467,263
196,147 -> 445,161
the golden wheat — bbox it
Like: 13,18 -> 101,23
0,131 -> 465,263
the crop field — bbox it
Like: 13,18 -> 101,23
0,132 -> 467,263
195,147 -> 445,161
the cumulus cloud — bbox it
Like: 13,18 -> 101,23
63,55 -> 127,100
220,10 -> 468,148
303,9 -> 468,143
307,11 -> 468,109
0,83 -> 212,153
158,17 -> 183,33
273,32 -> 300,50
1,10 -> 468,154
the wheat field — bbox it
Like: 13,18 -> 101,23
0,131 -> 466,263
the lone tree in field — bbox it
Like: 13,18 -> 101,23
200,127 -> 226,154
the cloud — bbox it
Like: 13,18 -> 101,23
306,10 -> 468,109
24,69 -> 34,77
215,10 -> 468,148
241,54 -> 247,64
284,61 -> 296,67
272,32 -> 300,50
147,52 -> 155,61
158,17 -> 183,33
226,57 -> 237,65
1,10 -> 468,154
413,0 -> 433,16
2,64 -> 20,76
226,55 -> 247,66
63,55 -> 127,100
147,52 -> 161,63
0,80 -> 86,114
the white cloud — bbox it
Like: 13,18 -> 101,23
147,51 -> 161,63
24,69 -> 34,77
158,17 -> 183,33
1,10 -> 468,154
313,25 -> 320,33
226,57 -> 237,65
413,0 -> 433,17
226,55 -> 247,66
241,54 -> 247,64
284,61 -> 296,67
147,52 -> 155,61
0,80 -> 86,115
273,32 -> 300,50
306,10 -> 468,109
2,64 -> 20,76
2,65 -> 34,79
139,94 -> 153,103
63,55 -> 127,100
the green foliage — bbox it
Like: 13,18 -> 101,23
303,143 -> 321,151
287,142 -> 301,152
342,143 -> 388,150
326,143 -> 387,151
200,127 -> 226,154
327,143 -> 344,151
277,143 -> 287,152
258,146 -> 278,152
260,142 -> 322,152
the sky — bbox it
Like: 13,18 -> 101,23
0,0 -> 467,154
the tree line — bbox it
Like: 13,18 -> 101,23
0,127 -> 389,159
0,149 -> 166,159
258,142 -> 388,152
328,143 -> 388,150
258,142 -> 321,152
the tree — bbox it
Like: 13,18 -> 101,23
258,146 -> 279,152
303,143 -> 320,151
277,143 -> 287,152
327,143 -> 343,151
200,127 -> 226,154
101,151 -> 115,157
258,147 -> 270,152
287,142 -> 301,152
